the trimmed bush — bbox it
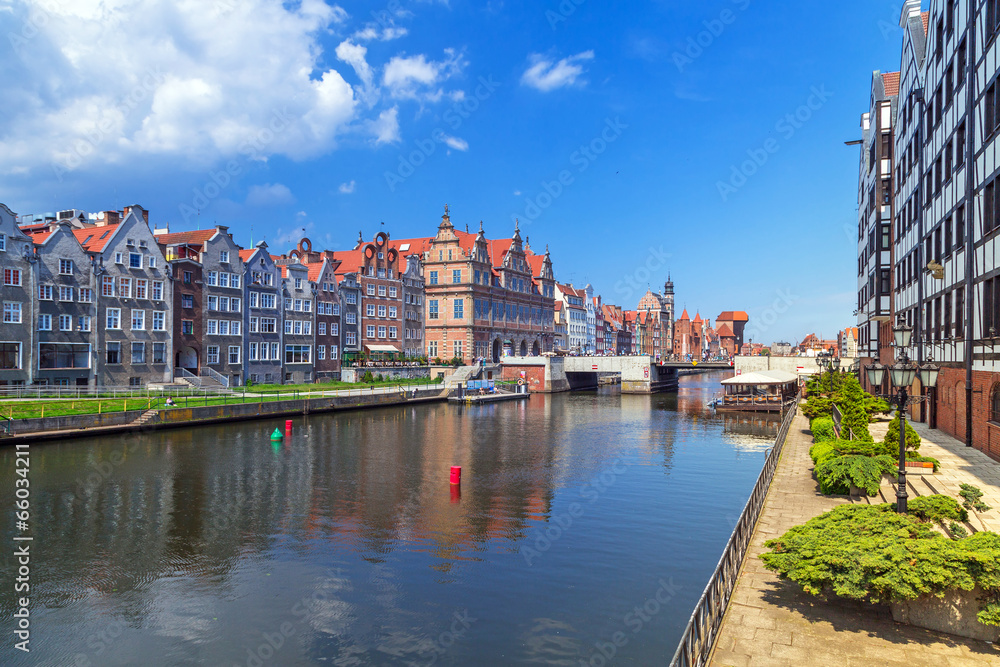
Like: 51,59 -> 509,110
884,413 -> 921,453
903,495 -> 969,525
809,442 -> 838,467
834,439 -> 879,457
811,417 -> 835,443
761,504 -> 1000,626
802,396 -> 833,420
815,455 -> 885,496
863,395 -> 893,421
837,375 -> 872,442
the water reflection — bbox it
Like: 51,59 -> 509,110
0,371 -> 774,666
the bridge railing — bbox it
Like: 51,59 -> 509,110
669,393 -> 799,667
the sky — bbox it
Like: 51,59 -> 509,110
0,0 -> 905,345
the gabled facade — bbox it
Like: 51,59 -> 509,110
335,232 -> 404,358
401,255 -> 425,358
555,283 -> 587,353
278,260 -> 316,384
0,204 -> 35,386
636,276 -> 674,359
301,252 -> 343,381
242,243 -> 283,385
29,221 -> 96,386
77,206 -> 171,386
338,273 -> 362,361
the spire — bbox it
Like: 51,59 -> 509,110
439,204 -> 454,230
512,218 -> 522,243
357,230 -> 363,247
479,220 -> 484,233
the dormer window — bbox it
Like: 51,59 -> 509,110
220,251 -> 229,263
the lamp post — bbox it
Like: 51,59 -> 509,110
866,322 -> 938,514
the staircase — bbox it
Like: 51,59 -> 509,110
444,361 -> 482,387
132,409 -> 159,427
850,471 -> 990,536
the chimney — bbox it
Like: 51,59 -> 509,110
97,210 -> 120,227
122,205 -> 149,224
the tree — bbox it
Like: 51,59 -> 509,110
838,374 -> 872,442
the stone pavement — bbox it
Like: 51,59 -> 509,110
710,411 -> 1000,667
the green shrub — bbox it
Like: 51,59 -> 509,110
811,417 -> 835,443
809,442 -> 838,467
837,376 -> 872,442
883,413 -> 921,453
873,454 -> 898,477
833,439 -> 878,456
904,495 -> 969,525
960,484 -> 992,513
362,371 -> 374,383
949,523 -> 970,540
815,455 -> 886,496
760,504 -> 1000,625
863,395 -> 893,420
802,396 -> 833,420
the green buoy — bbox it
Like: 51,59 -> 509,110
270,428 -> 284,441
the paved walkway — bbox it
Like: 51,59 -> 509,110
710,411 -> 1000,667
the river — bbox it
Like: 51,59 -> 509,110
0,371 -> 780,666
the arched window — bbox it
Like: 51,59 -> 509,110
991,384 -> 1000,423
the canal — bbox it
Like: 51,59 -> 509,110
0,371 -> 781,666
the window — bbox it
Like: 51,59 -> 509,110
332,323 -> 339,336
261,318 -> 277,333
59,315 -> 72,331
346,293 -> 357,305
231,298 -> 241,312
119,278 -> 131,298
79,288 -> 93,303
367,325 -> 376,338
295,278 -> 302,289
454,298 -> 464,319
220,250 -> 229,263
346,312 -> 357,325
389,326 -> 397,339
131,342 -> 145,364
346,332 -> 357,345
182,320 -> 194,335
388,306 -> 397,318
378,326 -> 386,338
250,317 -> 259,333
3,269 -> 21,286
285,320 -> 292,334
429,271 -> 438,285
294,321 -> 302,335
294,299 -> 302,311
0,234 -> 4,252
303,300 -> 311,313
152,281 -> 163,300
378,285 -> 386,297
59,259 -> 73,275
261,294 -> 276,309
389,286 -> 397,298
183,271 -> 193,284
428,341 -> 438,357
153,342 -> 166,364
285,345 -> 311,363
218,321 -> 230,335
229,346 -> 241,364
38,314 -> 52,331
220,297 -> 230,312
207,271 -> 217,286
285,298 -> 292,311
453,269 -> 461,283
230,274 -> 240,289
39,285 -> 52,300
454,341 -> 463,358
182,294 -> 194,309
367,304 -> 376,317
207,346 -> 220,364
115,252 -> 123,264
429,300 -> 439,320
78,316 -> 91,332
107,342 -> 121,365
333,303 -> 340,316
152,311 -> 165,331
58,286 -> 74,302
331,345 -> 339,360
135,279 -> 147,299
129,253 -> 142,268
208,320 -> 218,335
148,257 -> 157,269
106,308 -> 121,329
992,385 -> 1000,424
219,273 -> 229,288
103,276 -> 115,297
318,322 -> 327,336
318,345 -> 326,360
208,296 -> 218,311
250,342 -> 259,361
367,284 -> 375,296
378,305 -> 387,317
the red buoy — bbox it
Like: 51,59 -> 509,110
285,419 -> 293,432
450,466 -> 461,485
450,485 -> 461,504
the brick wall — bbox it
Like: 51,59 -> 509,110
501,364 -> 545,391
928,367 -> 1000,462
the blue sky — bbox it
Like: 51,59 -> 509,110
0,0 -> 904,344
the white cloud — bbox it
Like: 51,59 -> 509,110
336,40 -> 378,108
353,25 -> 408,41
521,51 -> 595,92
369,107 -> 401,144
382,49 -> 465,101
443,136 -> 468,151
246,183 -> 295,206
339,180 -> 356,194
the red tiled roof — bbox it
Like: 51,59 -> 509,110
20,225 -> 52,244
679,309 -> 690,321
716,323 -> 735,337
303,261 -> 325,282
882,71 -> 900,97
155,229 -> 216,245
717,311 -> 749,322
390,231 -> 551,278
692,312 -> 703,324
238,248 -> 256,262
332,250 -> 367,276
921,11 -> 929,36
73,225 -> 118,252
554,302 -> 563,311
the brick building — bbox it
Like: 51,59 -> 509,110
336,232 -> 404,359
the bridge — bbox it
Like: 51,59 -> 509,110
498,356 -> 734,394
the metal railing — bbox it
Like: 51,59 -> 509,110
175,368 -> 202,387
200,367 -> 229,388
669,394 -> 799,667
831,404 -> 854,440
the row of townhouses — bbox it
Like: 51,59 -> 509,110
855,0 -> 1000,461
1,201 -> 736,387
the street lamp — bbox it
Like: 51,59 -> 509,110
866,321 -> 938,514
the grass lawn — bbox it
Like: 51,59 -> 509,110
247,377 -> 441,393
1,393 -> 309,420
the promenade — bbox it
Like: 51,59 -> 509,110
710,412 -> 1000,666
